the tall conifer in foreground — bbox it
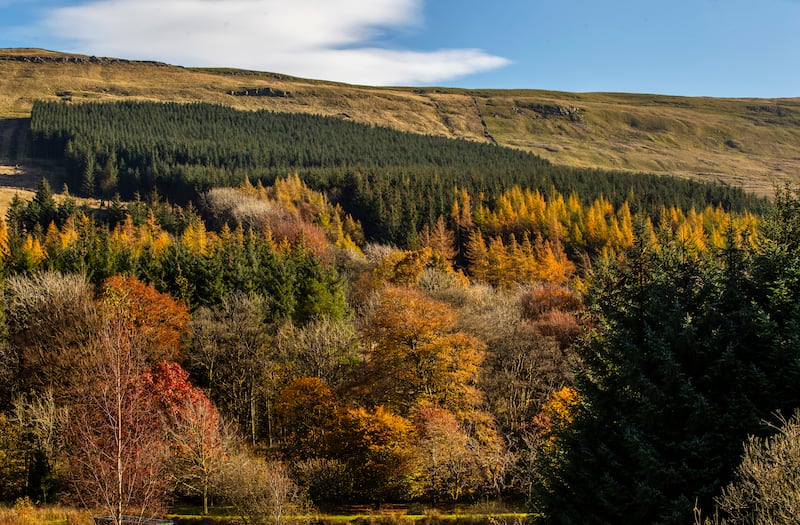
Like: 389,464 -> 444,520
534,194 -> 800,524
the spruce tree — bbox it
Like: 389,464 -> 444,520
534,215 -> 800,525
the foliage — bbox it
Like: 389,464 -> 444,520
144,362 -> 229,515
10,390 -> 69,504
533,205 -> 800,524
361,286 -> 485,417
713,410 -> 800,525
216,454 -> 301,525
327,406 -> 416,503
410,404 -> 498,502
29,101 -> 763,248
274,377 -> 337,461
101,276 -> 190,364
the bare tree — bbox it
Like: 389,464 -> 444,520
65,314 -> 168,525
189,293 -> 273,446
216,453 -> 301,525
274,317 -> 360,387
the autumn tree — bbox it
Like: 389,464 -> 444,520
411,404 -> 491,502
274,377 -> 337,460
144,362 -> 228,515
327,406 -> 415,502
419,215 -> 457,266
101,276 -> 190,364
361,286 -> 485,416
65,313 -> 168,524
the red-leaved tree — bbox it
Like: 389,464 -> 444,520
144,362 -> 228,515
101,276 -> 190,364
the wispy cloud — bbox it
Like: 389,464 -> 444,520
36,0 -> 510,85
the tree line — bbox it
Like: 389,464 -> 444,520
29,100 -> 765,246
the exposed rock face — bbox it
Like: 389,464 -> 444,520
0,53 -> 167,66
515,101 -> 583,121
747,105 -> 792,117
228,87 -> 292,98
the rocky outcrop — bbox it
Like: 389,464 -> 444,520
0,53 -> 168,66
228,87 -> 292,98
747,105 -> 792,117
516,101 -> 583,121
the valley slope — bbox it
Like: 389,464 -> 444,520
2,48 -> 799,197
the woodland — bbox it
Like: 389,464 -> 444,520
0,101 -> 798,525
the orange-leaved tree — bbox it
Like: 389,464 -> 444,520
101,276 -> 190,364
362,286 -> 485,417
327,405 -> 415,502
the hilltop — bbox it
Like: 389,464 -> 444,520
1,48 -> 799,196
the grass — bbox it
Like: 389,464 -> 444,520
0,499 -> 93,525
0,500 -> 528,525
2,48 -> 800,197
167,503 -> 528,525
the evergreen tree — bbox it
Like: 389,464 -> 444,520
533,215 -> 800,525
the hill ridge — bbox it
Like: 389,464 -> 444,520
2,48 -> 800,195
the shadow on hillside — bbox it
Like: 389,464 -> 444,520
0,117 -> 66,193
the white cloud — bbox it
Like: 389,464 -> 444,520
38,0 -> 510,85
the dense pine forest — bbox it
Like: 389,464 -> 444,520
29,101 -> 764,245
1,100 -> 798,525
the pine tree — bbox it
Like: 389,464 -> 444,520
533,215 -> 800,525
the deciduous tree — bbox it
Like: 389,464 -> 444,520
144,362 -> 228,515
217,454 -> 301,525
362,286 -> 484,416
101,275 -> 190,364
188,293 -> 274,445
65,314 -> 168,525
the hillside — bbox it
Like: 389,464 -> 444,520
2,48 -> 800,196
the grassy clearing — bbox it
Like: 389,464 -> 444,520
2,48 -> 799,196
0,500 -> 527,525
168,502 -> 528,525
0,500 -> 93,525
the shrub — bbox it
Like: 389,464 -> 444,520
519,284 -> 582,320
713,410 -> 800,524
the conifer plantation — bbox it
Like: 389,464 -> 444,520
0,100 -> 797,525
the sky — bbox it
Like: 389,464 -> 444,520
1,0 -> 799,97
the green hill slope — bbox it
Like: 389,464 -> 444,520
2,48 -> 799,196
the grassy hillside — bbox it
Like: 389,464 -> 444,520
2,48 -> 799,196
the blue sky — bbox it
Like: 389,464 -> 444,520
2,0 -> 799,97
